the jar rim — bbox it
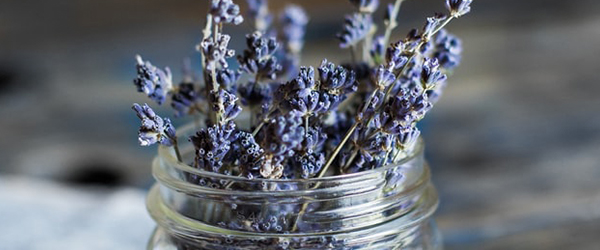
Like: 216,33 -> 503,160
157,122 -> 424,184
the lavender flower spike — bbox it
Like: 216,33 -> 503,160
171,82 -> 197,117
281,5 -> 308,78
421,58 -> 447,89
190,121 -> 236,173
337,13 -> 372,49
246,0 -> 272,32
237,31 -> 282,80
132,103 -> 176,146
445,0 -> 472,17
210,0 -> 244,25
432,29 -> 463,70
199,33 -> 235,71
133,55 -> 173,105
281,5 -> 308,54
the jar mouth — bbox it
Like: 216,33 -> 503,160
157,122 -> 425,185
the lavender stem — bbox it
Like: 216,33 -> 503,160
319,83 -> 378,175
383,0 -> 404,48
252,108 -> 276,136
172,138 -> 183,162
350,45 -> 357,63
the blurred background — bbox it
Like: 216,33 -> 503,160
1,0 -> 599,249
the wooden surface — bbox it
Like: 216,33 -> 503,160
1,0 -> 599,249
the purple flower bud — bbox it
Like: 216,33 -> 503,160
421,58 -> 447,89
422,13 -> 448,38
318,59 -> 357,109
385,91 -> 433,129
204,68 -> 241,91
288,90 -> 330,117
290,152 -> 325,179
385,42 -> 410,70
261,110 -> 304,157
199,34 -> 235,71
234,131 -> 265,179
445,0 -> 472,17
397,126 -> 420,150
210,0 -> 244,25
132,103 -> 176,147
237,32 -> 282,80
426,79 -> 447,105
337,13 -> 372,49
190,121 -> 236,173
291,66 -> 316,90
370,35 -> 385,63
171,83 -> 198,117
404,29 -> 422,51
133,55 -> 173,105
318,59 -> 357,95
431,29 -> 463,70
372,65 -> 396,89
237,80 -> 274,107
348,0 -> 379,13
209,89 -> 242,122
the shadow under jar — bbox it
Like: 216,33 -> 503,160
147,124 -> 442,250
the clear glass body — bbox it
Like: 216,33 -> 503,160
146,124 -> 442,249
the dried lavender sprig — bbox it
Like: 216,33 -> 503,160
256,110 -> 305,179
237,31 -> 282,80
171,59 -> 202,117
280,5 -> 308,78
132,103 -> 182,161
133,55 -> 173,105
281,5 -> 308,55
171,82 -> 198,117
337,13 -> 373,61
430,29 -> 462,71
446,0 -> 472,18
190,121 -> 236,173
200,1 -> 243,126
318,10 -> 463,179
382,0 -> 405,51
210,0 -> 244,25
246,0 -> 272,32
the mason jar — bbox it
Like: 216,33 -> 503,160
146,124 -> 442,249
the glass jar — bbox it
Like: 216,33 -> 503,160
146,124 -> 442,249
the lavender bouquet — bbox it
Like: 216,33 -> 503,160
132,0 -> 470,248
